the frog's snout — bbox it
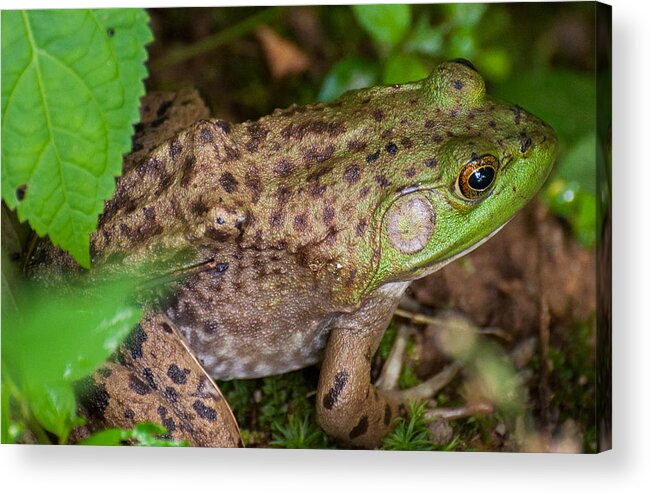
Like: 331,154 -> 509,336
510,121 -> 559,199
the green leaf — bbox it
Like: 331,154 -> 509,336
1,9 -> 152,267
79,427 -> 128,446
80,422 -> 189,446
2,278 -> 142,389
351,4 -> 412,48
382,54 -> 429,85
26,381 -> 82,441
318,56 -> 379,102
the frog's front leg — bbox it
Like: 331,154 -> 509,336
317,324 -> 403,448
316,284 -> 464,448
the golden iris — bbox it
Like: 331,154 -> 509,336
457,155 -> 498,200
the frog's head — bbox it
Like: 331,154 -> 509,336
363,59 -> 558,292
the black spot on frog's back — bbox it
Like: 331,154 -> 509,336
219,172 -> 238,193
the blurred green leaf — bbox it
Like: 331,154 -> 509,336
477,48 -> 512,82
544,132 -> 596,247
493,70 -> 596,148
351,4 -> 412,48
443,3 -> 488,29
2,275 -> 141,442
131,422 -> 188,446
544,179 -> 596,248
79,427 -> 127,446
382,53 -> 429,84
555,132 -> 597,193
448,28 -> 476,59
318,56 -> 379,102
3,282 -> 141,388
403,16 -> 444,56
1,374 -> 11,444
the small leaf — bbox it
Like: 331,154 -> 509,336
79,427 -> 128,446
318,56 -> 379,102
382,54 -> 429,85
80,422 -> 189,446
351,4 -> 412,48
26,381 -> 81,441
131,422 -> 188,447
1,9 -> 152,267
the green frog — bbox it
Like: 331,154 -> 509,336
29,59 -> 558,448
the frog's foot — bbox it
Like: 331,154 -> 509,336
316,322 -> 465,449
73,313 -> 241,447
315,323 -> 458,448
375,324 -> 462,401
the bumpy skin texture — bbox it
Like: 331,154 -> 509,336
30,61 -> 558,448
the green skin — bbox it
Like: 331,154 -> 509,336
32,60 -> 558,448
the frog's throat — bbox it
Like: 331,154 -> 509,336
358,220 -> 509,301
414,220 -> 509,279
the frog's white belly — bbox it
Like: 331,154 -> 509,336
178,314 -> 336,379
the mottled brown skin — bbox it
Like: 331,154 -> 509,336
73,313 -> 241,447
30,60 -> 557,448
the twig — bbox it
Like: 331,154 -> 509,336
424,401 -> 494,421
393,308 -> 512,342
376,324 -> 410,391
151,7 -> 287,71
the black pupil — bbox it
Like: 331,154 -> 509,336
469,166 -> 495,191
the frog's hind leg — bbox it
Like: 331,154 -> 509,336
73,313 -> 241,447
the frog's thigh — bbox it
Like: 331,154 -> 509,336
316,326 -> 402,449
76,313 -> 241,447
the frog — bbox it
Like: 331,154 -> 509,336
28,59 -> 558,448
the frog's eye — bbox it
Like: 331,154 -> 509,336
456,154 -> 498,200
450,58 -> 478,72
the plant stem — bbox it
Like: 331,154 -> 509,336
151,7 -> 287,71
2,370 -> 52,445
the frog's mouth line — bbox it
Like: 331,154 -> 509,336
412,220 -> 509,279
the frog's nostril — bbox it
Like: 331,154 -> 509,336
519,134 -> 533,155
450,58 -> 477,72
